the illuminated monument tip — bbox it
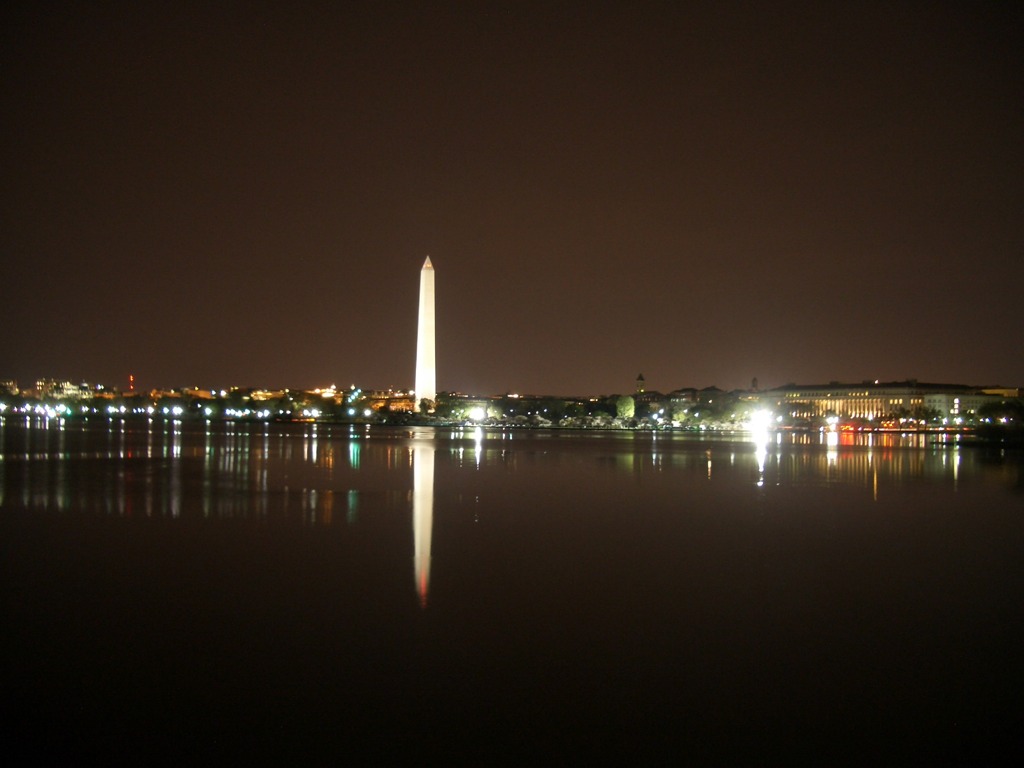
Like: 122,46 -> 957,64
415,256 -> 436,405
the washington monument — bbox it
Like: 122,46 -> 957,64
415,256 -> 436,405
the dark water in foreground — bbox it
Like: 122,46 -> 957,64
2,418 -> 1022,763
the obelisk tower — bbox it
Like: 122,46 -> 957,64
415,256 -> 436,406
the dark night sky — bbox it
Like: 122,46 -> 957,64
2,2 -> 1022,395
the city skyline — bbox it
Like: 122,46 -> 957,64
4,372 -> 1020,403
2,4 -> 1022,393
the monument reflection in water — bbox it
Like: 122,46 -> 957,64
2,417 -> 1022,763
412,443 -> 433,607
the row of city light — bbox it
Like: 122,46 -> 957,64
1,400 -> 1012,428
0,401 -> 382,421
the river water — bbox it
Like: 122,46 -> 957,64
2,418 -> 1022,763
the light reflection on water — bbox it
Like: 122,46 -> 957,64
1,418 -> 1021,598
3,417 -> 1023,762
413,443 -> 434,607
1,418 -> 1016,518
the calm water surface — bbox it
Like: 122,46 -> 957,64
2,418 -> 1022,763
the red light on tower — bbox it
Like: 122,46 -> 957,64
129,374 -> 135,392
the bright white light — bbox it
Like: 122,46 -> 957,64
469,407 -> 486,421
172,406 -> 184,416
204,407 -> 213,416
363,408 -> 372,417
747,409 -> 773,433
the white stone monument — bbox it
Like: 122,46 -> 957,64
415,256 -> 436,406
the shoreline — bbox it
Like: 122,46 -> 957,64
3,411 -> 1020,443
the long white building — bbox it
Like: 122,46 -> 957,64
763,380 -> 1003,421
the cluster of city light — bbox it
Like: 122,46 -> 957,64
3,369 -> 1017,431
2,402 -> 77,418
225,408 -> 275,419
42,404 -> 69,418
104,404 -> 185,417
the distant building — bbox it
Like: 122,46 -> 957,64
435,392 -> 492,419
365,389 -> 416,412
182,387 -> 219,400
34,379 -> 89,400
762,381 -> 1001,421
697,386 -> 725,406
635,390 -> 667,415
980,386 -> 1021,399
667,388 -> 697,413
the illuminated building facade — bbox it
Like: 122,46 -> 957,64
765,381 -> 1000,421
34,379 -> 89,400
364,389 -> 416,413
